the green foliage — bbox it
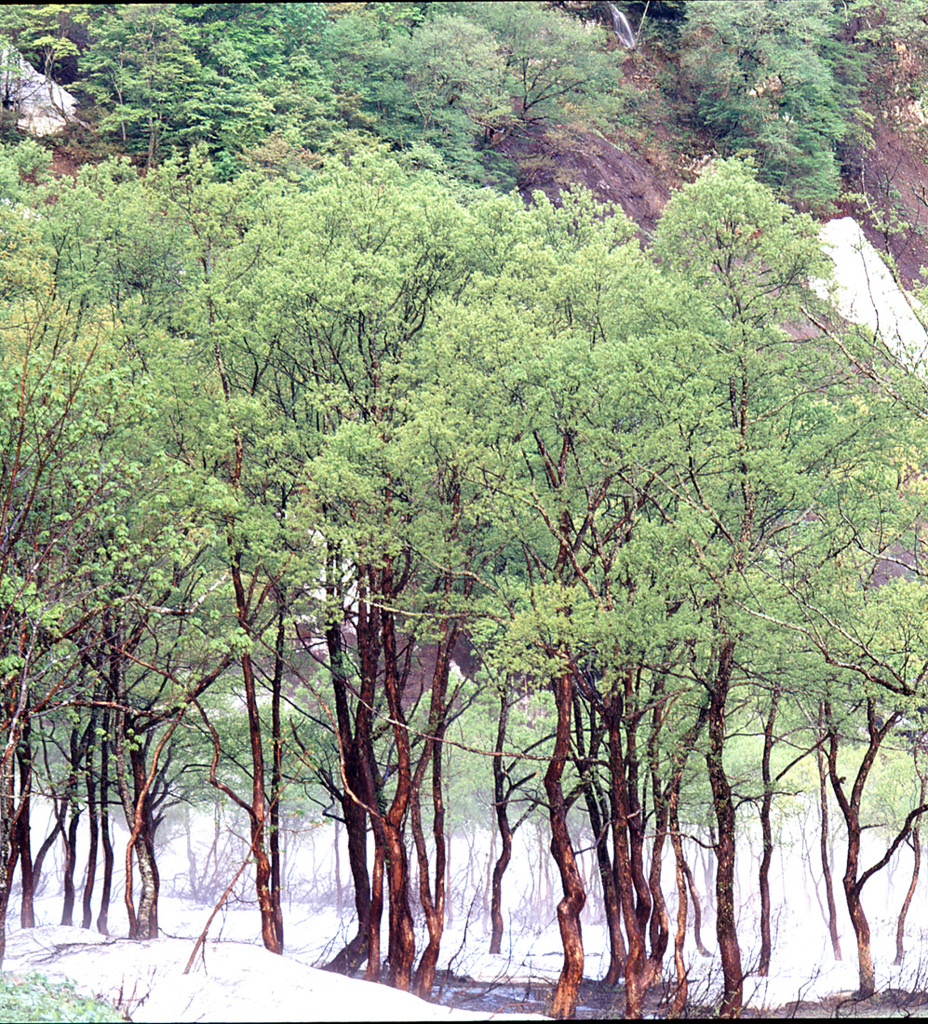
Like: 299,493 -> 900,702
681,0 -> 860,201
0,973 -> 125,1023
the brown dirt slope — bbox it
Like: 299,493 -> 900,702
499,125 -> 671,237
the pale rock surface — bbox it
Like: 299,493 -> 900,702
1,49 -> 80,136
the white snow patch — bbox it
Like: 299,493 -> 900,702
817,216 -> 928,369
4,925 -> 548,1022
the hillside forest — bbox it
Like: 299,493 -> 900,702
4,2 -> 928,1020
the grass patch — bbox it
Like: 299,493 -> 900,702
0,972 -> 127,1023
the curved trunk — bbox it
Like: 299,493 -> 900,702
895,756 -> 925,965
546,670 -> 585,1019
490,690 -> 513,955
846,884 -> 874,998
826,700 -> 889,999
894,829 -> 920,965
682,856 -> 710,956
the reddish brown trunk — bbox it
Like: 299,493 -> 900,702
546,670 -> 585,1019
269,609 -> 286,951
380,600 -> 415,991
609,703 -> 646,1018
707,641 -> 742,1019
646,692 -> 672,971
367,841 -> 384,983
242,648 -> 282,955
668,786 -> 688,1017
411,617 -> 456,999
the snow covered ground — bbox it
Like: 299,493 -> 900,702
4,820 -> 927,1023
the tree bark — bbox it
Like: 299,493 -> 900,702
319,612 -> 371,975
826,700 -> 882,998
757,686 -> 779,976
97,713 -> 114,936
15,724 -> 34,929
668,783 -> 689,1017
379,595 -> 415,991
706,641 -> 742,1019
411,614 -> 457,999
490,688 -> 514,956
816,704 -> 841,961
893,831 -> 920,966
894,753 -> 925,966
82,713 -> 99,930
545,669 -> 585,1019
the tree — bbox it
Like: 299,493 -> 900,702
653,157 -> 885,1015
681,1 -> 860,201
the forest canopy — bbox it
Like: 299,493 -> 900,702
1,3 -> 928,1022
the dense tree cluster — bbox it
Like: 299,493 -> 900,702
2,2 -> 923,199
1,3 -> 928,1022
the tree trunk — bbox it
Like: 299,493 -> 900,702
825,700 -> 882,999
380,599 -> 415,991
97,714 -> 114,936
366,840 -> 384,983
894,756 -> 925,966
60,798 -> 80,926
706,641 -> 742,1019
82,719 -> 99,930
128,744 -> 161,940
490,689 -> 513,955
893,831 -> 919,966
757,686 -> 779,976
668,784 -> 689,1017
411,614 -> 456,999
681,855 -> 710,956
15,725 -> 34,929
817,705 -> 841,960
319,617 -> 371,975
545,670 -> 585,1019
269,607 -> 287,952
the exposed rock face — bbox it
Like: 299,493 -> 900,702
1,49 -> 80,136
499,126 -> 671,236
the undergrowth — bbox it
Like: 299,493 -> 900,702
0,972 -> 127,1023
